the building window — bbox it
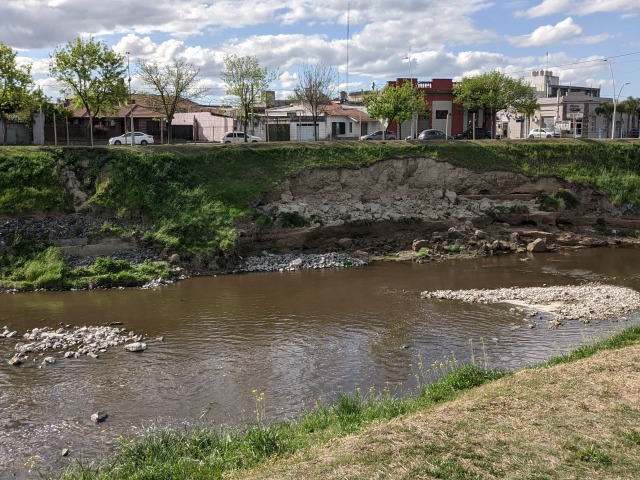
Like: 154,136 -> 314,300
349,122 -> 352,133
435,110 -> 448,120
332,122 -> 346,135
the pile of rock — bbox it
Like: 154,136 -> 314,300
5,325 -> 147,366
421,283 -> 640,325
243,252 -> 367,272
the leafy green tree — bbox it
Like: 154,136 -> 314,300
0,42 -> 36,145
137,58 -> 209,144
618,97 -> 640,137
595,102 -> 615,138
221,55 -> 277,141
363,81 -> 427,139
49,36 -> 128,145
292,62 -> 339,141
453,71 -> 538,137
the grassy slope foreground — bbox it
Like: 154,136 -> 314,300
2,140 -> 640,290
51,326 -> 640,479
233,338 -> 640,480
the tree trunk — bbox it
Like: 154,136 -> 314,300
1,113 -> 7,146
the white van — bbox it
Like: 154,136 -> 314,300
220,132 -> 263,143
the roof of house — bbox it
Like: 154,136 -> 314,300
72,103 -> 164,119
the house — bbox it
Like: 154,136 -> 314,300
171,111 -> 236,142
499,71 -> 613,139
265,101 -> 379,141
67,102 -> 164,144
385,78 -> 482,138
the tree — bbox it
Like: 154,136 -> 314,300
49,36 -> 128,145
292,62 -> 339,141
363,81 -> 427,139
221,55 -> 277,141
137,58 -> 209,144
618,97 -> 640,137
0,42 -> 36,145
595,102 -> 615,138
453,71 -> 538,137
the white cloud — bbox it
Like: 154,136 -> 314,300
507,17 -> 610,47
517,0 -> 640,18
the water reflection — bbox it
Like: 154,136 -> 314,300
1,247 -> 640,477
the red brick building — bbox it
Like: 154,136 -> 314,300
387,78 -> 481,138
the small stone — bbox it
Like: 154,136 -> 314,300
8,356 -> 24,366
124,342 -> 147,352
61,448 -> 69,457
91,411 -> 108,423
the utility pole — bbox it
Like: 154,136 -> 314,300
126,52 -> 134,146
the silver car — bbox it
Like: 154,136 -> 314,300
359,130 -> 396,141
220,132 -> 263,143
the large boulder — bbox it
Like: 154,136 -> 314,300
527,238 -> 548,253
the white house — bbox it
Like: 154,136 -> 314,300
265,101 -> 380,141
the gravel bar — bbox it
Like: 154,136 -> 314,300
421,283 -> 640,324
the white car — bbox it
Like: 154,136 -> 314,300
108,132 -> 154,146
220,132 -> 263,143
528,128 -> 559,138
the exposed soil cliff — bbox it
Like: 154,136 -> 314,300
237,157 -> 640,259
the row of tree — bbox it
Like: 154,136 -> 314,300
3,36 -> 640,145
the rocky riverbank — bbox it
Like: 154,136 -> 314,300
421,283 -> 640,327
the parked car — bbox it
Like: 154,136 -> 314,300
454,127 -> 492,139
417,129 -> 450,140
220,131 -> 262,143
359,130 -> 396,141
528,128 -> 559,138
108,132 -> 154,146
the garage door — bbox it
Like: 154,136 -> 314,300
299,124 -> 317,141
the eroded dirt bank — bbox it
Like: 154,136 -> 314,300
3,157 -> 640,270
237,157 -> 640,260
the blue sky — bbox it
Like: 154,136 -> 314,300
2,0 -> 639,103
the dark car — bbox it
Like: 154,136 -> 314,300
417,129 -> 449,140
454,127 -> 492,139
359,130 -> 397,141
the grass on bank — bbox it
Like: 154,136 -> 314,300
2,140 -> 640,286
0,246 -> 172,291
44,325 -> 640,480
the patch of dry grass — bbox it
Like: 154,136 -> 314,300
231,345 -> 640,479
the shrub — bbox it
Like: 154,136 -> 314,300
538,193 -> 562,211
277,211 -> 310,228
443,245 -> 460,254
555,189 -> 580,209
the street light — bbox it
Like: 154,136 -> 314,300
404,52 -> 415,139
126,51 -> 134,146
603,58 -> 618,140
616,82 -> 630,138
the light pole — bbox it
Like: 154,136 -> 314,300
405,52 -> 415,139
603,59 -> 617,139
126,51 -> 134,146
616,82 -> 630,138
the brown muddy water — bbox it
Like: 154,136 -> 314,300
2,248 -> 640,478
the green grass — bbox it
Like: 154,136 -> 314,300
0,247 -> 173,291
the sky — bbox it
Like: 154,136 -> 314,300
2,0 -> 640,105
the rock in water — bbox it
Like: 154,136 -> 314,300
123,342 -> 147,352
91,411 -> 108,423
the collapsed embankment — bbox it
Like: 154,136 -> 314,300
2,141 -> 640,289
